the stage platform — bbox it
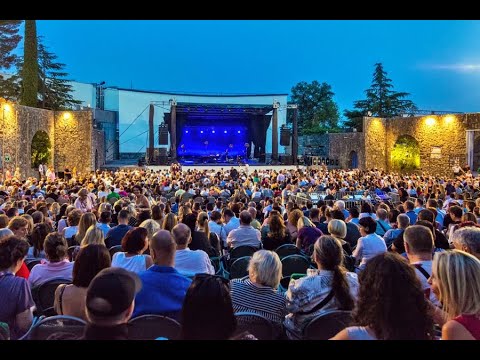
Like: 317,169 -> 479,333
147,164 -> 303,172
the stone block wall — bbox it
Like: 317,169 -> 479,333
328,132 -> 365,169
54,110 -> 94,174
364,117 -> 388,170
92,129 -> 105,171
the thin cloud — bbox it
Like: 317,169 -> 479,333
420,63 -> 480,72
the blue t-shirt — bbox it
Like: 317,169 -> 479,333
0,273 -> 34,339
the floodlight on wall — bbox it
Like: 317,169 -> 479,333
367,111 -> 372,117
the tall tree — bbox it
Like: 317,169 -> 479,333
288,80 -> 340,133
37,38 -> 81,110
20,20 -> 38,107
0,20 -> 22,101
344,63 -> 417,130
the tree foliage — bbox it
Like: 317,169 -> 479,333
390,135 -> 420,171
31,130 -> 51,168
37,39 -> 81,110
0,21 -> 22,101
344,63 -> 417,130
288,80 -> 340,134
20,20 -> 38,107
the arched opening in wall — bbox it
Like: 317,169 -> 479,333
349,151 -> 358,169
95,149 -> 98,171
391,135 -> 420,171
31,130 -> 51,169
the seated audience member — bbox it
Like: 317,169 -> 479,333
296,216 -> 323,256
182,213 -> 211,254
162,212 -> 178,233
417,209 -> 449,250
28,232 -> 74,288
172,223 -> 214,276
181,274 -> 255,340
331,252 -> 434,340
404,225 -> 440,306
133,230 -> 192,320
352,217 -> 387,272
451,226 -> 480,260
331,209 -> 361,249
62,209 -> 82,242
375,208 -> 391,237
285,235 -> 358,340
105,209 -> 132,248
96,211 -> 111,237
54,244 -> 111,320
261,214 -> 291,251
429,250 -> 480,340
328,219 -> 352,255
111,227 -> 153,274
0,236 -> 34,339
383,213 -> 409,248
27,223 -> 49,259
82,267 -> 141,340
231,250 -> 286,336
226,210 -> 261,249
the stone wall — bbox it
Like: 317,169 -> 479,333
92,129 -> 105,171
0,99 -> 104,179
328,132 -> 365,169
364,114 -> 469,176
54,110 -> 94,174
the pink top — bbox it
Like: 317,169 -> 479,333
453,314 -> 480,340
28,259 -> 74,288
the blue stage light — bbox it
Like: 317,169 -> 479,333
200,130 -> 204,134
237,130 -> 241,133
185,130 -> 189,134
224,130 -> 227,134
212,130 -> 215,133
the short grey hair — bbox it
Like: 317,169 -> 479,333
376,208 -> 388,221
397,214 -> 410,228
248,250 -> 282,289
451,227 -> 480,254
334,200 -> 345,210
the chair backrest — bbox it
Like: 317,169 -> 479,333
67,246 -> 78,262
0,322 -> 9,340
128,314 -> 181,340
281,255 -> 311,277
26,315 -> 86,340
25,259 -> 42,271
230,245 -> 257,260
303,310 -> 353,340
234,312 -> 275,340
229,256 -> 251,280
275,244 -> 302,259
32,278 -> 72,316
109,245 -> 123,258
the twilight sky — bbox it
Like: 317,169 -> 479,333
32,20 -> 480,115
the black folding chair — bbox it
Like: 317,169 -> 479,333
128,314 -> 181,340
229,256 -> 251,280
109,245 -> 123,258
25,259 -> 42,271
21,315 -> 86,340
31,278 -> 72,317
234,312 -> 275,340
303,310 -> 353,340
275,244 -> 303,259
281,255 -> 311,277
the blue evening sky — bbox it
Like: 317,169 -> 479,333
33,20 -> 480,116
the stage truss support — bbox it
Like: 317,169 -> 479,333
148,104 -> 155,164
170,98 -> 177,161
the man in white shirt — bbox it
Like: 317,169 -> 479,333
172,223 -> 214,277
226,210 -> 261,249
222,209 -> 240,237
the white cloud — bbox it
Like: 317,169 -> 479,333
421,63 -> 480,72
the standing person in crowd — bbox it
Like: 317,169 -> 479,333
429,250 -> 480,340
74,188 -> 95,213
331,252 -> 434,340
82,267 -> 141,340
54,244 -> 111,321
0,236 -> 34,339
285,235 -> 358,340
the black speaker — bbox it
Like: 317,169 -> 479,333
158,156 -> 168,165
279,154 -> 292,165
280,127 -> 291,146
158,124 -> 169,145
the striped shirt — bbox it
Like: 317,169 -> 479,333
230,278 -> 287,328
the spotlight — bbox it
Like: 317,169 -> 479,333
185,130 -> 189,134
201,130 -> 204,134
212,130 -> 215,134
224,130 -> 227,134
237,130 -> 241,134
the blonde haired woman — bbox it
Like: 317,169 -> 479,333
80,226 -> 105,247
287,209 -> 304,243
162,212 -> 178,232
328,219 -> 352,255
429,250 -> 480,340
75,212 -> 97,245
230,250 -> 287,336
296,215 -> 323,255
139,219 -> 161,243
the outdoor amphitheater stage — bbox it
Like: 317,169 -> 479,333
147,164 -> 302,172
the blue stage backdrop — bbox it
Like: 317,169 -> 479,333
178,124 -> 248,157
